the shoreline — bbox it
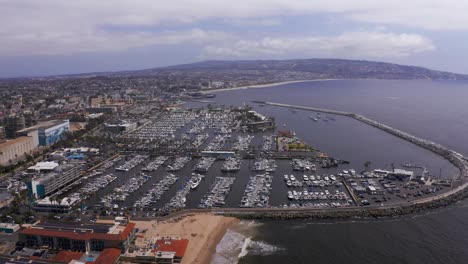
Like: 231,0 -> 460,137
132,213 -> 239,264
198,216 -> 240,264
201,79 -> 341,93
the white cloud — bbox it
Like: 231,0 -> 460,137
1,28 -> 230,56
224,18 -> 282,27
203,32 -> 435,58
0,0 -> 460,56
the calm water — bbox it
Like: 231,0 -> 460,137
204,80 -> 468,264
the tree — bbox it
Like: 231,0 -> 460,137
364,161 -> 372,171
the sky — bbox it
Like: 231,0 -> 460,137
1,0 -> 468,77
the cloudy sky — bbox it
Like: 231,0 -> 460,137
1,0 -> 467,77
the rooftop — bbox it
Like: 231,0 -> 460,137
20,221 -> 135,242
27,161 -> 59,171
17,120 -> 69,133
152,238 -> 189,258
0,136 -> 32,149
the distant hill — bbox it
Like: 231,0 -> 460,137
18,58 -> 468,81
150,59 -> 467,80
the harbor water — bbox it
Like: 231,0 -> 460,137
204,79 -> 468,264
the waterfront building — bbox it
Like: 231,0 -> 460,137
386,169 -> 414,181
134,238 -> 188,264
19,221 -> 136,252
29,163 -> 81,198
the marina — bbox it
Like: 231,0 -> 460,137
240,173 -> 273,208
43,104 -> 463,217
164,173 -> 204,210
115,155 -> 148,172
198,177 -> 236,208
166,156 -> 191,172
134,173 -> 179,209
142,156 -> 168,172
221,157 -> 242,172
194,157 -> 216,173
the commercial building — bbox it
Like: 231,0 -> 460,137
17,120 -> 70,147
19,221 -> 136,252
38,120 -> 70,146
0,136 -> 35,166
29,163 -> 82,198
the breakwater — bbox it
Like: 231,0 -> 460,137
213,100 -> 468,219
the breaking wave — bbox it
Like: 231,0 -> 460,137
211,221 -> 284,264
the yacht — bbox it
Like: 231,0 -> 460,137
190,174 -> 204,189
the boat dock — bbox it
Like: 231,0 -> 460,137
255,101 -> 468,180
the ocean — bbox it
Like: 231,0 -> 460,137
202,79 -> 468,264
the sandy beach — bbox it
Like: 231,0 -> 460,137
132,214 -> 239,264
201,79 -> 340,93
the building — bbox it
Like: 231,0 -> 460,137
86,107 -> 117,114
17,120 -> 70,147
33,196 -> 80,213
29,163 -> 82,198
19,221 -> 136,252
16,126 -> 39,147
0,223 -> 20,234
153,238 -> 188,264
0,136 -> 35,166
246,119 -> 275,132
5,115 -> 25,139
0,223 -> 20,244
386,169 -> 414,181
104,121 -> 137,133
38,120 -> 70,146
51,248 -> 121,263
0,126 -> 6,143
27,161 -> 59,173
133,238 -> 188,264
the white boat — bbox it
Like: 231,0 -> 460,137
190,175 -> 203,189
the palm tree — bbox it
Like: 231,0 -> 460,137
364,161 -> 372,171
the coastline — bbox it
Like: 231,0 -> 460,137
201,79 -> 341,93
132,213 -> 239,264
